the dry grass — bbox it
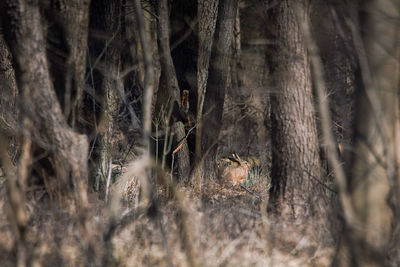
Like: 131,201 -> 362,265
109,180 -> 334,266
0,172 -> 335,266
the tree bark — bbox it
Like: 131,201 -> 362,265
0,32 -> 18,139
267,1 -> 324,222
172,121 -> 191,183
196,0 -> 219,162
90,0 -> 124,192
201,0 -> 238,179
2,0 -> 89,206
156,0 -> 190,181
311,0 -> 357,165
44,0 -> 91,127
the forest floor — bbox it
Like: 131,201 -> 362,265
109,180 -> 333,266
0,175 -> 334,266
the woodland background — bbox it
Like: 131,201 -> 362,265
0,0 -> 399,266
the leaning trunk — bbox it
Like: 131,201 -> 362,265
2,0 -> 89,207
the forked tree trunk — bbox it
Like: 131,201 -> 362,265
44,0 -> 91,127
2,0 -> 89,207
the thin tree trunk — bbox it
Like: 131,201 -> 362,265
94,0 -> 123,193
201,0 -> 238,180
196,0 -> 219,162
156,0 -> 190,181
132,0 -> 155,205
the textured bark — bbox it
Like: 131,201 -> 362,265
3,0 -> 89,205
0,33 -> 17,137
196,0 -> 219,161
230,4 -> 240,94
267,1 -> 323,220
156,0 -> 190,182
156,0 -> 180,106
45,0 -> 91,126
312,0 -> 357,164
91,0 -> 123,191
202,0 -> 238,179
0,35 -> 27,258
173,121 -> 190,182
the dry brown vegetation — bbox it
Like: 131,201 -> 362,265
0,0 -> 399,266
0,172 -> 334,266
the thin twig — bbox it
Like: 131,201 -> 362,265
105,158 -> 113,203
239,184 -> 263,201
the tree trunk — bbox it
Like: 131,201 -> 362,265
172,121 -> 191,183
2,0 -> 89,207
311,0 -> 357,165
337,0 -> 399,265
156,0 -> 190,181
196,0 -> 219,162
201,0 -> 238,179
267,1 -> 324,222
0,33 -> 26,259
91,0 -> 123,193
0,32 -> 18,143
44,0 -> 91,127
